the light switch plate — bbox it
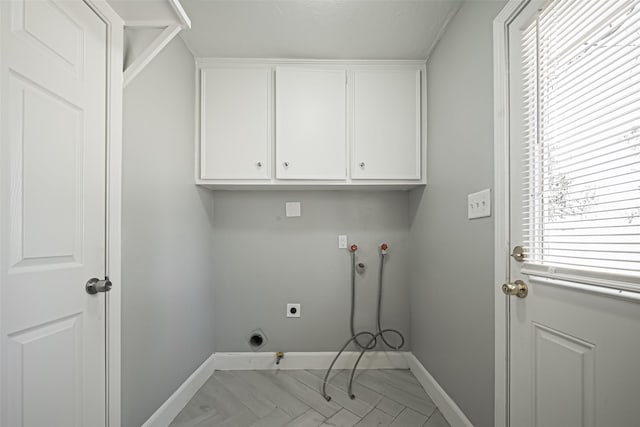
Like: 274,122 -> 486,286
468,189 -> 491,219
285,202 -> 301,217
338,235 -> 348,249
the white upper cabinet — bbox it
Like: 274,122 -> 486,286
196,60 -> 425,188
200,66 -> 271,180
351,68 -> 421,180
275,67 -> 347,180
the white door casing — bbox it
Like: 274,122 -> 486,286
0,0 -> 118,425
495,1 -> 640,426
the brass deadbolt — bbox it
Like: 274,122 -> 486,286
510,245 -> 527,262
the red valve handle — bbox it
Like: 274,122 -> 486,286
350,244 -> 358,252
380,243 -> 389,251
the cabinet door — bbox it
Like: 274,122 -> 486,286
200,67 -> 271,180
275,67 -> 346,180
351,68 -> 421,180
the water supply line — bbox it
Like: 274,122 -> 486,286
349,244 -> 377,351
322,243 -> 405,401
376,243 -> 404,350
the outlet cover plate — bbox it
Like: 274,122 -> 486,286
285,202 -> 301,217
338,235 -> 347,249
286,303 -> 301,318
468,189 -> 491,219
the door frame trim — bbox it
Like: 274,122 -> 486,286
493,1 -> 531,427
80,1 -> 124,426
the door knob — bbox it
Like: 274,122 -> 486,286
502,279 -> 528,298
86,277 -> 112,295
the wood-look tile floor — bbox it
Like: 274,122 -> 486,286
169,369 -> 450,427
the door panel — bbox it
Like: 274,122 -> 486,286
275,67 -> 346,180
200,67 -> 271,180
351,68 -> 421,180
7,315 -> 83,427
11,0 -> 83,71
9,73 -> 83,267
1,0 -> 108,425
532,323 -> 595,427
509,280 -> 640,427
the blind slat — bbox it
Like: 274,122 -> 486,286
530,143 -> 640,178
537,10 -> 640,91
537,1 -> 637,69
522,183 -> 640,204
539,88 -> 640,137
522,131 -> 639,165
525,223 -> 640,231
523,115 -> 640,158
537,0 -> 628,62
531,260 -> 640,273
523,166 -> 640,188
524,197 -> 640,215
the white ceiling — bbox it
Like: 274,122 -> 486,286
108,0 -> 191,27
178,0 -> 463,60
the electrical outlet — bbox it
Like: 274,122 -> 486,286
338,235 -> 347,249
286,303 -> 301,318
468,189 -> 491,219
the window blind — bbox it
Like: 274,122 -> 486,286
522,0 -> 640,277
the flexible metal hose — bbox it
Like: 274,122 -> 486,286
347,328 -> 401,398
351,251 -> 377,351
322,331 -> 377,401
322,246 -> 405,402
376,253 -> 405,350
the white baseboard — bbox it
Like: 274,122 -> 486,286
142,354 -> 216,427
214,351 -> 410,371
406,353 -> 473,427
143,352 -> 472,427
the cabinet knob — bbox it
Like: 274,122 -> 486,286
283,162 -> 290,168
256,161 -> 262,168
359,162 -> 365,168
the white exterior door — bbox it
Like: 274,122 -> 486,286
1,0 -> 109,425
504,1 -> 640,426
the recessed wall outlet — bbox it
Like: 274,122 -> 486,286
338,235 -> 348,249
285,202 -> 301,217
286,303 -> 301,318
468,189 -> 491,219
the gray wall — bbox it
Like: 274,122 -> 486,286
211,191 -> 411,352
409,1 -> 505,427
120,4 -> 503,424
121,37 -> 216,427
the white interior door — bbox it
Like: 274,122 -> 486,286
1,0 -> 108,425
505,1 -> 640,426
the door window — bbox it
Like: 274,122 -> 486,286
520,0 -> 640,286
